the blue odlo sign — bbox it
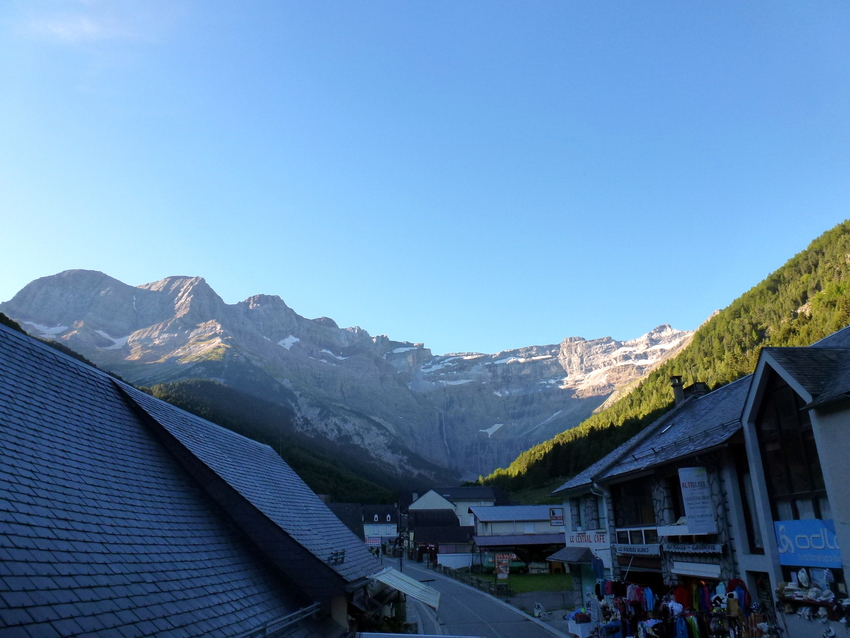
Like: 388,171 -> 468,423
774,519 -> 841,568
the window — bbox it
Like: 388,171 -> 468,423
611,476 -> 656,528
569,497 -> 583,531
756,373 -> 829,521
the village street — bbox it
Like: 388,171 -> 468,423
384,558 -> 570,638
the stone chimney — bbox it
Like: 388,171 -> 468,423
684,382 -> 710,400
670,376 -> 685,405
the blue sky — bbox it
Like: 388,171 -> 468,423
1,1 -> 849,355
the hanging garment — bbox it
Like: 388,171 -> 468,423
700,585 -> 712,612
675,617 -> 689,638
673,584 -> 692,608
592,556 -> 606,579
644,587 -> 655,613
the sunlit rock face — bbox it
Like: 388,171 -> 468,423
1,270 -> 693,480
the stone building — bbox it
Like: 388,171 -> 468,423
554,324 -> 850,637
554,376 -> 754,592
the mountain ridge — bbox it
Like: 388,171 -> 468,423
0,269 -> 693,480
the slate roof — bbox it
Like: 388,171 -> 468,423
327,503 -> 365,541
119,384 -> 379,585
553,376 -> 751,494
0,324 -> 374,637
596,376 -> 750,481
763,348 -> 850,397
812,324 -> 850,349
469,505 -> 552,522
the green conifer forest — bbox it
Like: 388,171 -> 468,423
483,219 -> 850,492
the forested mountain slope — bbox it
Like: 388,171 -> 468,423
146,380 -> 396,503
485,219 -> 850,491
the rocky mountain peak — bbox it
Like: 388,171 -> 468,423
0,271 -> 695,480
137,275 -> 223,319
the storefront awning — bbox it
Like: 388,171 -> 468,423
546,547 -> 594,564
671,561 -> 721,579
371,567 -> 441,610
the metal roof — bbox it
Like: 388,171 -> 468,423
469,505 -> 552,522
372,567 -> 441,610
473,533 -> 565,547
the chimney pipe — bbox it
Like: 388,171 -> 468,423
670,376 -> 685,405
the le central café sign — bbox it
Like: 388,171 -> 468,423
568,531 -> 608,545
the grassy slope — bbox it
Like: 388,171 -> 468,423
488,219 -> 850,492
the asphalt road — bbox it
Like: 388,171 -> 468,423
385,558 -> 569,638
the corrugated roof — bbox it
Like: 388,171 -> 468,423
469,505 -> 552,522
372,568 -> 441,610
473,533 -> 565,547
415,526 -> 474,544
0,324 -> 327,637
430,486 -> 506,503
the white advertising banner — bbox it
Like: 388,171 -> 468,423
678,467 -> 717,534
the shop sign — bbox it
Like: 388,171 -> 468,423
366,537 -> 381,546
775,519 -> 841,568
664,543 -> 724,555
568,532 -> 608,545
615,544 -> 661,556
678,467 -> 717,534
549,507 -> 565,526
495,553 -> 512,579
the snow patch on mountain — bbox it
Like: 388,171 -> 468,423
25,322 -> 68,336
94,330 -> 130,350
278,335 -> 299,349
480,423 -> 504,437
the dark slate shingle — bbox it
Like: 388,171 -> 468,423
0,325 -> 331,636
